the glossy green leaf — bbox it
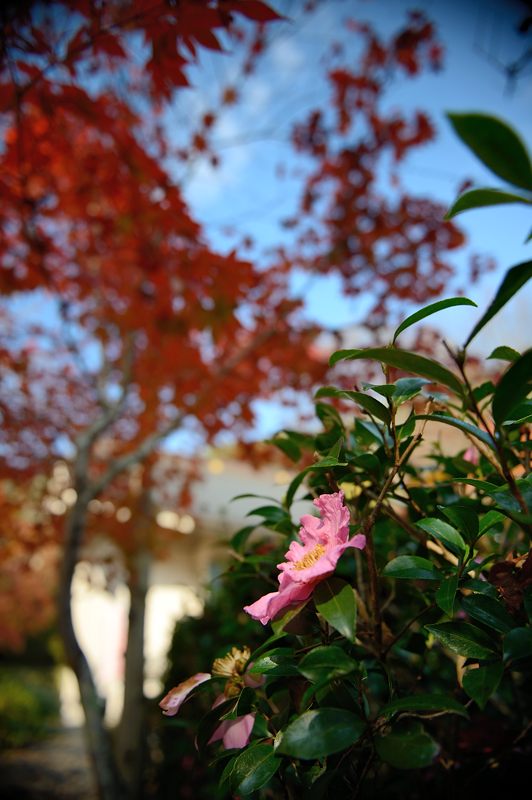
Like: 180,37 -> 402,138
379,693 -> 468,719
230,525 -> 257,553
284,454 -> 347,508
462,663 -> 504,709
503,400 -> 532,425
248,648 -> 299,677
426,622 -> 497,659
271,602 -> 310,635
453,478 -> 500,493
416,518 -> 467,558
277,708 -> 365,760
392,377 -> 431,405
416,413 -> 495,449
447,112 -> 532,190
460,578 -> 499,599
313,578 -> 357,643
268,435 -> 301,462
439,505 -> 479,543
382,556 -> 441,581
503,627 -> 532,662
314,387 -> 390,424
329,347 -> 464,396
492,349 -> 532,426
298,646 -> 357,683
461,594 -> 514,633
478,510 -> 505,535
375,720 -> 439,769
392,297 -> 476,342
227,743 -> 280,795
486,477 -> 532,515
362,382 -> 396,398
436,575 -> 459,617
464,260 -> 532,347
524,587 -> 532,622
445,187 -> 531,219
487,345 -> 521,362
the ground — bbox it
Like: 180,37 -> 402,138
0,727 -> 97,799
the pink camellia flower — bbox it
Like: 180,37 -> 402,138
208,712 -> 256,749
159,672 -> 211,716
244,491 -> 365,625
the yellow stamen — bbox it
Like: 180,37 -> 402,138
212,646 -> 251,678
293,543 -> 326,570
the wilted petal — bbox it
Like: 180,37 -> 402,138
208,713 -> 255,749
159,672 -> 211,716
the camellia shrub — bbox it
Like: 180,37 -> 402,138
160,114 -> 531,798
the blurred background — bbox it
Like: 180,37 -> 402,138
0,0 -> 530,797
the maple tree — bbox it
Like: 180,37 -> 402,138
0,2 -> 473,798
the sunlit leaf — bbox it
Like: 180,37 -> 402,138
445,187 -> 531,219
464,260 -> 532,348
447,112 -> 532,190
392,297 -> 476,342
329,348 -> 464,396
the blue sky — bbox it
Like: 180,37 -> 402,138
171,0 -> 531,357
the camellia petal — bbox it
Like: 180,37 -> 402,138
244,492 -> 365,625
208,713 -> 255,749
159,672 -> 211,716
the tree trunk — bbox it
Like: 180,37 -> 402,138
116,547 -> 151,800
58,494 -> 124,800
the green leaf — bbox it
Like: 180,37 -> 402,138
464,260 -> 532,348
460,578 -> 499,598
461,594 -> 514,633
439,505 -> 479,544
453,478 -> 500,493
392,377 -> 431,405
392,297 -> 476,343
231,525 -> 257,553
445,187 -> 532,219
298,646 -> 358,683
492,349 -> 532,426
447,112 -> 532,190
329,347 -> 464,396
503,627 -> 532,662
382,556 -> 441,581
284,455 -> 348,508
488,345 -> 521,362
462,663 -> 504,709
271,602 -> 310,635
375,721 -> 439,769
313,578 -> 357,643
426,622 -> 497,658
503,400 -> 532,426
246,505 -> 289,523
277,708 -> 365,760
362,382 -> 396,398
248,648 -> 299,677
524,587 -> 532,622
249,633 -> 288,661
228,743 -> 280,795
416,413 -> 495,449
436,575 -> 459,617
416,518 -> 467,559
379,693 -> 468,719
314,387 -> 390,424
268,435 -> 301,462
478,510 -> 505,535
486,476 -> 532,515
